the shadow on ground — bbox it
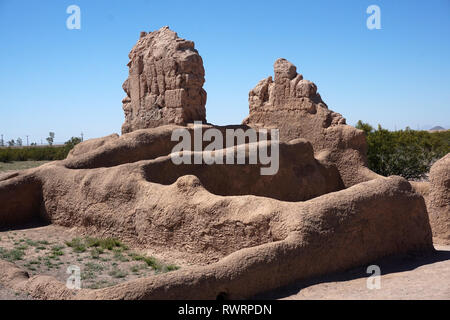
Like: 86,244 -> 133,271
254,248 -> 450,299
0,220 -> 50,232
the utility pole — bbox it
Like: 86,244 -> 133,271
1,134 -> 3,147
81,132 -> 84,142
26,135 -> 29,146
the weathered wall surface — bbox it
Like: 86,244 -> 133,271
0,173 -> 433,299
243,58 -> 378,187
121,27 -> 207,134
427,153 -> 450,244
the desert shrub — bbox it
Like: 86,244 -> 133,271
356,121 -> 449,180
65,238 -> 87,253
165,265 -> 180,272
51,245 -> 65,256
129,253 -> 162,271
0,137 -> 81,162
0,247 -> 25,262
108,268 -> 127,279
64,137 -> 82,150
85,237 -> 127,251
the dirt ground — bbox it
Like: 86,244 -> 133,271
0,161 -> 49,172
1,224 -> 448,300
0,224 -> 181,296
257,245 -> 450,300
0,284 -> 31,300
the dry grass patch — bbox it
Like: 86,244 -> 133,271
0,229 -> 180,290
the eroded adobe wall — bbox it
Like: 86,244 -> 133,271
243,58 -> 379,187
121,27 -> 207,134
0,176 -> 433,300
427,153 -> 450,244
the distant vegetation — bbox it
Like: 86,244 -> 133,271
356,121 -> 449,180
2,125 -> 449,181
0,137 -> 81,163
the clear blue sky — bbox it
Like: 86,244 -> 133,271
0,0 -> 449,144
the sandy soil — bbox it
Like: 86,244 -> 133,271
256,245 -> 450,300
0,224 -> 181,295
0,284 -> 32,300
1,224 -> 448,300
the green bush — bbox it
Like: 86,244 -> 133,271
0,137 -> 81,163
356,121 -> 449,180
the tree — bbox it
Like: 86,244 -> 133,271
356,120 -> 449,180
355,120 -> 374,136
7,139 -> 15,147
46,132 -> 55,146
64,137 -> 82,151
16,137 -> 23,147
